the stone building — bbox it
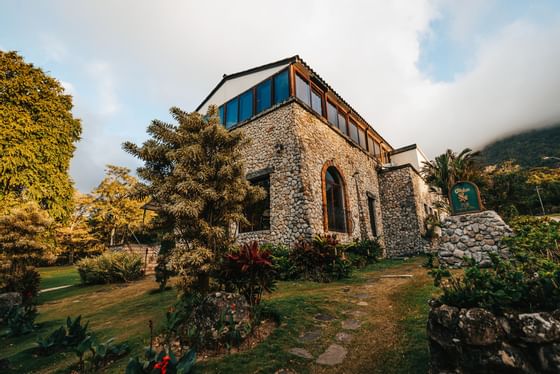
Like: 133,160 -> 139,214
196,56 -> 441,256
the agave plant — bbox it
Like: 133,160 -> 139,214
221,241 -> 276,307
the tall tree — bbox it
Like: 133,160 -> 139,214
123,106 -> 263,294
0,51 -> 82,221
422,148 -> 481,198
89,165 -> 151,246
55,192 -> 99,264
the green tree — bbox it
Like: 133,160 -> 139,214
123,106 -> 263,294
422,148 -> 481,198
0,51 -> 82,221
89,165 -> 152,246
55,192 -> 100,264
0,201 -> 53,272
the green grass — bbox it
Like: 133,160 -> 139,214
2,259 -> 437,373
38,266 -> 81,290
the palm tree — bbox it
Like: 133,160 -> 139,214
422,148 -> 480,198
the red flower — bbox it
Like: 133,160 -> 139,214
230,303 -> 236,311
154,355 -> 171,374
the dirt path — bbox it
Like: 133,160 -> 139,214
307,259 -> 431,374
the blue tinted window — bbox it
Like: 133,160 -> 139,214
239,90 -> 253,122
226,98 -> 238,128
256,79 -> 272,113
219,105 -> 224,125
274,70 -> 289,104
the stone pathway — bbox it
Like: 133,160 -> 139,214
285,260 -> 427,372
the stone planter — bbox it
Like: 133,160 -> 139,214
428,302 -> 560,373
436,210 -> 512,268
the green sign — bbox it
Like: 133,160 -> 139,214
449,181 -> 483,215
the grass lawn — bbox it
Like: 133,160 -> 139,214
1,258 -> 437,373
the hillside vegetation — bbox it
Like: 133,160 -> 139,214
479,125 -> 560,168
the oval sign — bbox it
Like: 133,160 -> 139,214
449,181 -> 483,215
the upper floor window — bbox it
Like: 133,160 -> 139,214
239,90 -> 254,122
274,70 -> 289,104
358,127 -> 367,149
256,79 -> 272,113
295,73 -> 310,106
324,167 -> 347,233
327,101 -> 338,127
226,97 -> 238,128
311,88 -> 323,115
348,119 -> 359,144
219,105 -> 224,125
337,112 -> 348,135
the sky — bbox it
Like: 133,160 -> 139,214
1,0 -> 560,192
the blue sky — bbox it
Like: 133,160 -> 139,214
2,1 -> 560,192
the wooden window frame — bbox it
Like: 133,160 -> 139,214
321,161 -> 352,234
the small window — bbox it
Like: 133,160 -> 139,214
256,79 -> 272,113
348,120 -> 359,144
225,98 -> 238,128
358,127 -> 367,149
240,175 -> 271,232
337,112 -> 347,135
295,74 -> 310,106
368,196 -> 377,236
239,90 -> 253,122
311,88 -> 323,115
274,70 -> 289,104
327,101 -> 338,127
219,105 -> 224,125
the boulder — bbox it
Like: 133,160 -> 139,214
0,292 -> 22,319
458,308 -> 501,346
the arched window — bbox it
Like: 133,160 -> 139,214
324,167 -> 347,232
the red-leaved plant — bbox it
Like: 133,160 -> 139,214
221,241 -> 276,307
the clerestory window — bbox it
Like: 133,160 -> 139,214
324,167 -> 347,232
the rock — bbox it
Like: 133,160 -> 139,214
335,332 -> 353,343
511,313 -> 560,343
432,304 -> 460,328
0,292 -> 22,318
536,343 -> 560,372
288,348 -> 313,359
341,319 -> 361,330
316,344 -> 347,366
452,249 -> 465,258
275,369 -> 298,374
458,308 -> 500,346
356,301 -> 368,306
352,293 -> 369,299
315,313 -> 335,322
299,330 -> 321,342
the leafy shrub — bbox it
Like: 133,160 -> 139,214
0,266 -> 41,303
262,243 -> 297,280
77,251 -> 144,284
430,253 -> 560,313
126,347 -> 196,374
346,238 -> 382,268
220,241 -> 276,307
503,216 -> 560,261
290,235 -> 352,282
2,304 -> 37,336
75,336 -> 129,373
36,315 -> 90,355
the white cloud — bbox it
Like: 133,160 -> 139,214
6,0 -> 560,190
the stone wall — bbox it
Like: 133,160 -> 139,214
437,210 -> 512,267
378,165 -> 427,256
234,100 -> 385,247
428,303 -> 560,373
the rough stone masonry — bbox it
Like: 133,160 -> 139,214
437,210 -> 512,267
